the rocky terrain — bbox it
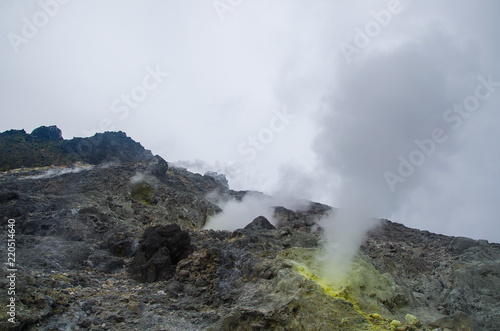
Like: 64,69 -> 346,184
0,126 -> 499,330
0,126 -> 155,172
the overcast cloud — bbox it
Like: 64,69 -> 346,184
1,0 -> 499,242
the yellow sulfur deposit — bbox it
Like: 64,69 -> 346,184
280,247 -> 405,330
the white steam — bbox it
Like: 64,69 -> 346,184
130,172 -> 147,184
318,208 -> 376,281
25,165 -> 93,180
204,193 -> 276,231
311,30 -> 485,280
203,190 -> 317,231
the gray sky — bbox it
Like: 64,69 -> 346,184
1,0 -> 500,242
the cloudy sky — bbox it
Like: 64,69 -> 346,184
1,0 -> 499,242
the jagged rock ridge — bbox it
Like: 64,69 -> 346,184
0,125 -> 156,171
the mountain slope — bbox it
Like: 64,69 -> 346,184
0,127 -> 498,330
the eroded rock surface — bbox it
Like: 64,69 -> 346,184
244,215 -> 276,230
129,224 -> 193,282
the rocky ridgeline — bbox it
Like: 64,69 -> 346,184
0,127 -> 499,330
0,125 -> 158,171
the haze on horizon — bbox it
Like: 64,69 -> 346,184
1,0 -> 499,242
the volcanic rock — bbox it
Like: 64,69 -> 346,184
129,224 -> 193,282
64,131 -> 154,165
430,311 -> 477,330
244,215 -> 276,230
405,313 -> 421,327
204,171 -> 229,188
0,190 -> 19,203
150,155 -> 169,178
30,125 -> 63,141
0,126 -> 154,171
448,236 -> 477,254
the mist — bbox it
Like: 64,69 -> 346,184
203,193 -> 276,231
317,209 -> 376,281
24,165 -> 93,180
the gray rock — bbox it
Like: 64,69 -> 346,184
151,155 -> 168,178
31,125 -> 63,140
244,216 -> 276,230
102,233 -> 139,257
430,311 -> 477,330
129,224 -> 193,282
448,236 -> 477,254
204,171 -> 229,188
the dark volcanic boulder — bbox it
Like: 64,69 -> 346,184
150,155 -> 169,178
0,191 -> 19,203
102,233 -> 139,258
244,216 -> 276,230
129,224 -> 193,282
31,125 -> 63,140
